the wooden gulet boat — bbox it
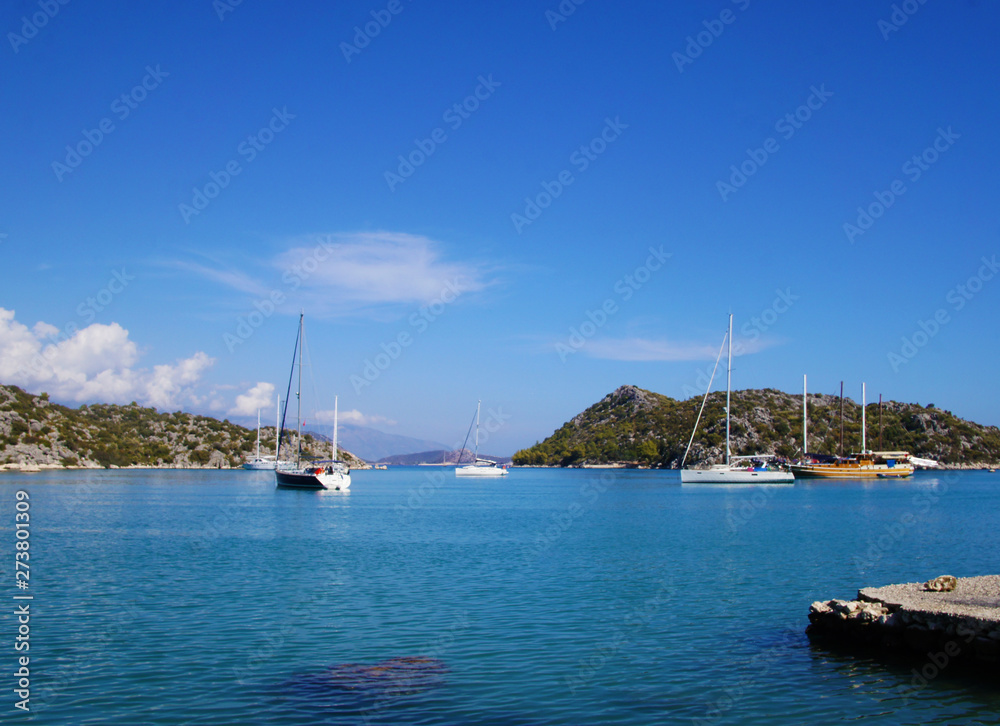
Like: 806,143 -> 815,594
791,382 -> 914,478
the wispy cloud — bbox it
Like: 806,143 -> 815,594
315,408 -> 397,428
170,260 -> 271,297
583,335 -> 778,362
175,231 -> 495,318
280,231 -> 486,302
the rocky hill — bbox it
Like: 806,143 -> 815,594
512,385 -> 1000,468
0,384 -> 366,470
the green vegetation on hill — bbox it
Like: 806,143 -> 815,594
0,384 -> 364,469
512,385 -> 1000,468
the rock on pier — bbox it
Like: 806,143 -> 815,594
808,575 -> 1000,667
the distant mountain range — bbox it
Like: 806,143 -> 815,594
513,385 -> 1000,468
376,449 -> 513,466
335,423 -> 449,463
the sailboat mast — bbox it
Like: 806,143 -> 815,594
474,400 -> 481,461
275,395 -> 280,459
333,395 -> 338,463
725,314 -> 732,467
861,382 -> 867,453
726,313 -> 733,466
256,408 -> 261,459
296,313 -> 303,467
879,394 -> 883,451
803,374 -> 808,455
839,381 -> 844,457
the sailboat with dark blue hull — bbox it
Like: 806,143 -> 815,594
275,313 -> 350,491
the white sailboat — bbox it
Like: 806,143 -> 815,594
680,314 -> 794,484
275,314 -> 351,491
243,408 -> 277,470
455,400 -> 508,477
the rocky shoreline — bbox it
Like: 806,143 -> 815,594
808,575 -> 1000,668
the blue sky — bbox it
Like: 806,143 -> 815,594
2,0 -> 998,455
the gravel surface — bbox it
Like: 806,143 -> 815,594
860,575 -> 1000,623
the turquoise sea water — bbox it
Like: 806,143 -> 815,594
1,467 -> 998,725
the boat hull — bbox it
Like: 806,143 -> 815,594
681,468 -> 794,484
455,465 -> 508,477
790,463 -> 913,479
243,458 -> 277,471
275,468 -> 351,490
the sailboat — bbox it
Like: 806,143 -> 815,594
274,314 -> 351,491
680,315 -> 794,484
455,400 -> 508,477
243,408 -> 277,470
791,381 -> 916,478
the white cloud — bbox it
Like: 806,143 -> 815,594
228,382 -> 276,417
271,232 -> 489,314
173,231 -> 496,321
170,260 -> 270,297
0,307 -> 215,409
583,335 -> 778,362
290,231 -> 484,302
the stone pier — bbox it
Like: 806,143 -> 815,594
808,575 -> 1000,667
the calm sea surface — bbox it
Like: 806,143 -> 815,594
1,467 -> 998,725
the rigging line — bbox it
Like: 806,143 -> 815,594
300,319 -> 321,462
680,327 -> 729,468
277,318 -> 301,460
